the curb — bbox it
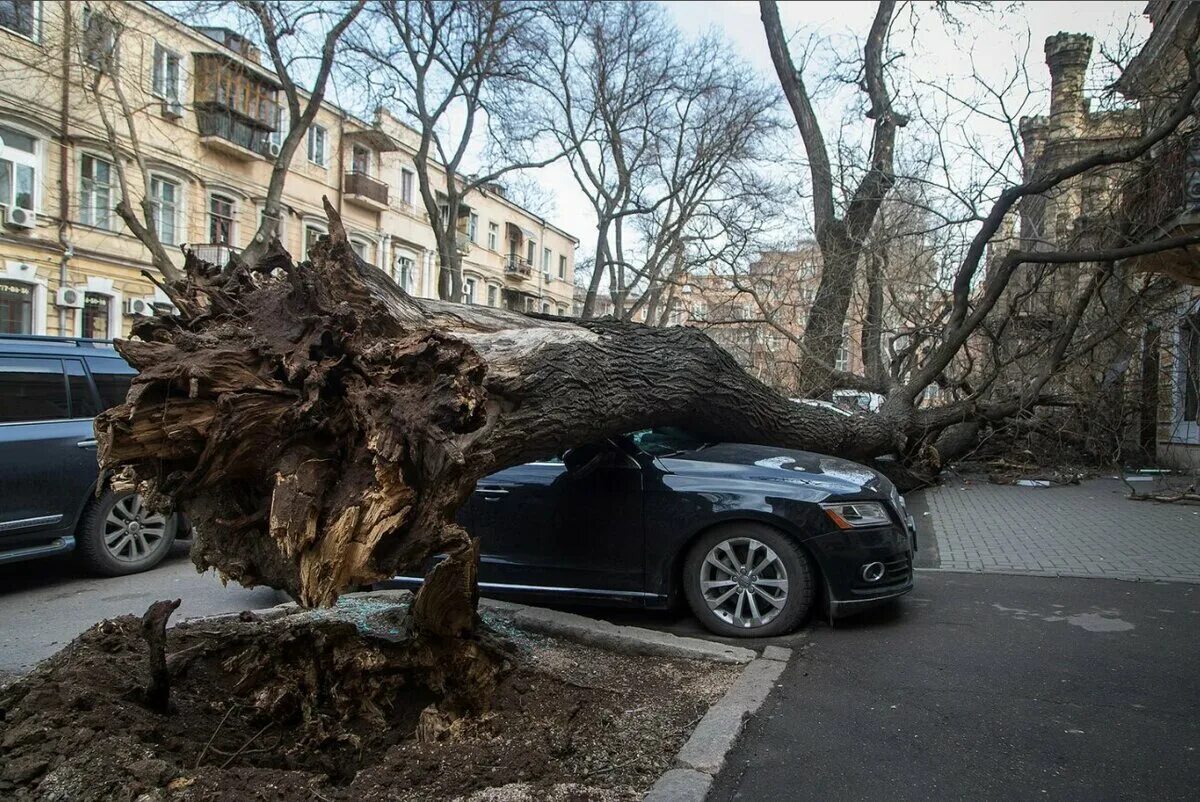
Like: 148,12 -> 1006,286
644,646 -> 792,802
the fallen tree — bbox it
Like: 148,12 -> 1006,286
94,201 -> 896,703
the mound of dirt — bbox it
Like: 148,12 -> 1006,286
0,598 -> 736,801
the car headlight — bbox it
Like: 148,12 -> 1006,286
821,501 -> 892,529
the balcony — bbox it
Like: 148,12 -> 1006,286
343,171 -> 389,211
505,254 -> 533,279
190,243 -> 239,266
456,231 -> 472,254
196,108 -> 273,160
1119,132 -> 1200,282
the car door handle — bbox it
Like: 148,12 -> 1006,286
76,439 -> 98,449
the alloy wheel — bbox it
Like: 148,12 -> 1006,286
699,536 -> 789,628
103,494 -> 168,563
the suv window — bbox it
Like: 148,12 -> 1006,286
85,356 -> 135,409
65,359 -> 100,418
0,356 -> 70,422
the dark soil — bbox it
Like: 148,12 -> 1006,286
0,598 -> 736,801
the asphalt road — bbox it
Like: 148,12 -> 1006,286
709,570 -> 1200,801
0,544 -> 282,683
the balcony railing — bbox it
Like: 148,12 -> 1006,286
191,243 -> 240,266
1122,133 -> 1195,239
505,254 -> 532,279
196,107 -> 273,159
343,170 -> 389,208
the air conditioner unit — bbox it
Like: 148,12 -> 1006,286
56,286 -> 84,309
162,99 -> 185,119
268,141 -> 282,158
5,206 -> 34,229
124,297 -> 153,317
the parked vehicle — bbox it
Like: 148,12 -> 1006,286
0,335 -> 178,575
385,427 -> 916,636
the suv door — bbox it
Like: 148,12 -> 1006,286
0,355 -> 98,550
471,441 -> 646,595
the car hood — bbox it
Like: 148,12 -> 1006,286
658,442 -> 889,497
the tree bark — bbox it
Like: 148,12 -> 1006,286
95,203 -> 900,673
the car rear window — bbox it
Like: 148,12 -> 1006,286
85,356 -> 136,410
0,356 -> 70,423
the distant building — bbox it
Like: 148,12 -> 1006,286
0,1 -> 577,340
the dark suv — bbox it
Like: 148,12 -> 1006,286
0,335 -> 177,575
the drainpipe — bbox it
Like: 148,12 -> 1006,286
57,0 -> 73,336
336,113 -> 346,217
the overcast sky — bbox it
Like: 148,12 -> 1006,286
532,0 -> 1151,263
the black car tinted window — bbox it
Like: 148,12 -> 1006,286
65,359 -> 100,418
85,356 -> 135,410
629,427 -> 707,457
0,356 -> 70,423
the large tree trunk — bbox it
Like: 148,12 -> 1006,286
95,204 -> 895,697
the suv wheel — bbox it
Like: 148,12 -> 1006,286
76,489 -> 177,576
682,523 -> 814,637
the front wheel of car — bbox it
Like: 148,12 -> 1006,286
683,524 -> 815,637
76,489 -> 177,576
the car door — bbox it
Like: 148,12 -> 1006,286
0,355 -> 98,549
471,441 -> 646,595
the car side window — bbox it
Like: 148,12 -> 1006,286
85,356 -> 136,410
0,356 -> 70,423
65,359 -> 100,419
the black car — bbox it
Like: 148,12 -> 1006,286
387,428 -> 915,636
0,335 -> 179,575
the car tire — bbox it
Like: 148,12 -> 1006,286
682,523 -> 814,637
76,488 -> 177,576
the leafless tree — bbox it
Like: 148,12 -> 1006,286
347,0 -> 564,302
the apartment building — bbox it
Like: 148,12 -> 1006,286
0,0 -> 576,340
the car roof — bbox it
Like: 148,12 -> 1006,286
0,334 -> 121,358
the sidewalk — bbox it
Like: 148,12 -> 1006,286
914,477 -> 1200,583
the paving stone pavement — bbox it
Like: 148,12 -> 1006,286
917,477 -> 1200,583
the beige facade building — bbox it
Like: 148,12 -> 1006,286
0,0 -> 576,341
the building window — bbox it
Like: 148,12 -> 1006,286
487,284 -> 497,307
82,8 -> 119,72
350,238 -> 372,261
1184,313 -> 1200,428
208,194 -> 235,245
558,254 -> 566,279
400,168 -> 414,205
487,222 -> 498,251
307,124 -> 328,167
351,144 -> 371,175
541,301 -> 550,314
79,154 -> 114,229
81,292 -> 112,339
526,238 -> 535,265
835,323 -> 850,372
396,255 -> 414,292
557,305 -> 567,316
0,0 -> 37,41
0,279 -> 33,333
269,107 -> 289,150
0,123 -> 37,212
462,277 -> 476,305
149,175 -> 180,246
469,212 -> 478,243
152,44 -> 181,100
304,223 -> 326,255
542,247 -> 551,275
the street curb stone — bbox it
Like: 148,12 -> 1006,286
671,657 -> 787,779
760,645 -> 792,662
643,769 -> 713,802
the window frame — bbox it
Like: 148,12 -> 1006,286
395,254 -> 415,293
0,356 -> 71,424
148,173 -> 182,246
558,254 -> 567,280
400,168 -> 415,206
350,144 -> 371,176
0,120 -> 42,213
306,124 -> 328,167
303,220 -> 328,256
462,276 -> 476,305
207,192 -> 237,246
468,212 -> 478,243
151,43 -> 183,102
78,151 -> 116,230
542,246 -> 551,275
0,0 -> 40,43
487,221 -> 498,251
